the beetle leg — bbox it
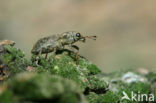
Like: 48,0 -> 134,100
69,44 -> 79,51
53,48 -> 57,58
45,53 -> 48,59
35,49 -> 42,61
75,50 -> 79,64
38,49 -> 42,57
71,45 -> 79,61
35,49 -> 42,66
50,48 -> 56,64
69,45 -> 80,64
71,45 -> 79,51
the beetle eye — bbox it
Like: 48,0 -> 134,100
76,33 -> 81,37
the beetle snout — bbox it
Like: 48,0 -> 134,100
80,37 -> 86,42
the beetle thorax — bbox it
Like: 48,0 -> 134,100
61,33 -> 79,45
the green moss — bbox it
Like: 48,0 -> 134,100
59,93 -> 82,103
31,50 -> 153,103
87,82 -> 151,103
146,72 -> 156,83
87,91 -> 120,103
87,76 -> 108,94
51,55 -> 89,89
117,82 -> 151,103
87,64 -> 101,75
1,43 -> 155,103
102,91 -> 120,103
0,72 -> 85,103
31,50 -> 110,102
31,50 -> 103,92
2,45 -> 30,75
0,89 -> 14,103
86,70 -> 153,103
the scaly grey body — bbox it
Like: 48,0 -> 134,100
31,31 -> 96,58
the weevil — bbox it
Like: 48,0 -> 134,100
31,31 -> 96,62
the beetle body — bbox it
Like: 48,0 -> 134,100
31,31 -> 96,59
31,34 -> 61,55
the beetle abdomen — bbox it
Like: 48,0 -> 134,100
31,46 -> 55,55
31,35 -> 59,55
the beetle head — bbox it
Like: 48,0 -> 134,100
70,31 -> 97,43
62,31 -> 97,44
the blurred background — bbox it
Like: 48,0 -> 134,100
0,0 -> 156,72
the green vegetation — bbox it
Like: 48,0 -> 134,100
0,43 -> 155,103
0,72 -> 85,103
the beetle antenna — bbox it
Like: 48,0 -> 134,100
85,36 -> 97,40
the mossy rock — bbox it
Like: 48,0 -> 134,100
87,79 -> 152,103
0,72 -> 87,103
85,75 -> 108,95
87,91 -> 120,103
118,82 -> 151,103
31,50 -> 106,93
0,89 -> 14,103
0,41 -> 155,103
0,45 -> 30,81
